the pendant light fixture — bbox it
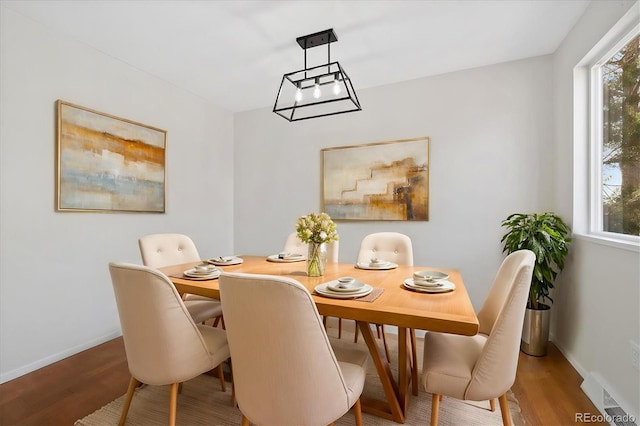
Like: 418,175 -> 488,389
273,28 -> 362,122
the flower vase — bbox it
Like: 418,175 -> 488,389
307,242 -> 327,277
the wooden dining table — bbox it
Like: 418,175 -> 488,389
159,255 -> 479,424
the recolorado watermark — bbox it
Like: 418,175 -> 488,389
575,412 -> 637,423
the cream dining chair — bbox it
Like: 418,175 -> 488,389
282,232 -> 339,263
109,262 -> 231,426
421,250 -> 535,426
352,232 -> 415,364
356,231 -> 414,266
138,233 -> 223,327
219,272 -> 367,426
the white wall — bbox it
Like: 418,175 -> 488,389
551,0 -> 639,417
234,55 -> 555,310
0,7 -> 235,383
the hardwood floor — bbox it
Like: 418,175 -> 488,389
0,337 -> 605,425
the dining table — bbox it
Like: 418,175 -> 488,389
159,255 -> 479,424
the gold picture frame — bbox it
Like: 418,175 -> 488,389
322,137 -> 429,221
56,100 -> 167,213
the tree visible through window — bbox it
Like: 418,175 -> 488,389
600,34 -> 640,236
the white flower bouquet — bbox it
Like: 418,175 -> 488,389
296,212 -> 339,244
296,212 -> 338,276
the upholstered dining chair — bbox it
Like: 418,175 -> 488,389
356,231 -> 414,266
421,250 -> 535,426
109,262 -> 231,426
283,232 -> 340,263
219,272 -> 367,426
138,233 -> 223,327
351,232 -> 415,364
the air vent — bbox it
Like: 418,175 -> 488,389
581,373 -> 637,426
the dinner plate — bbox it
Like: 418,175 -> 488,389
314,283 -> 373,299
413,270 -> 450,281
326,280 -> 366,293
355,262 -> 398,270
185,267 -> 219,274
266,254 -> 306,263
184,268 -> 221,279
403,279 -> 455,293
411,280 -> 444,288
207,256 -> 244,266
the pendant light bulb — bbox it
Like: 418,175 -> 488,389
333,79 -> 341,95
295,86 -> 303,102
313,79 -> 321,99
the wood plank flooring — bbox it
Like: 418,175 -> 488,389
0,336 -> 605,425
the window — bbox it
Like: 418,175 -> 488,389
590,28 -> 640,240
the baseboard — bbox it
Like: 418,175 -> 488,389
0,330 -> 122,384
550,334 -> 589,379
581,373 -> 638,426
552,335 -> 638,425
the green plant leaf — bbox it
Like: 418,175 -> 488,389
500,212 -> 571,307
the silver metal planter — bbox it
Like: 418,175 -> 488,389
520,304 -> 551,356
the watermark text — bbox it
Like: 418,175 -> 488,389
575,412 -> 637,423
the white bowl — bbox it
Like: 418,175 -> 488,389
338,276 -> 356,284
413,272 -> 436,282
194,265 -> 213,273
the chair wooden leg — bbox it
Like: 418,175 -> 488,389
213,315 -> 221,328
376,324 -> 382,338
338,318 -> 342,339
168,383 -> 179,426
177,382 -> 183,394
498,393 -> 512,426
322,315 -> 328,329
226,358 -> 235,405
353,398 -> 363,426
430,393 -> 440,426
241,414 -> 251,426
118,376 -> 139,426
490,398 -> 496,411
217,364 -> 226,392
354,322 -> 359,343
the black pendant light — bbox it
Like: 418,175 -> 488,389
273,29 -> 362,122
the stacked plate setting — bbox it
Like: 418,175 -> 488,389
266,253 -> 306,263
207,256 -> 244,266
403,270 -> 455,293
355,258 -> 398,270
183,264 -> 221,279
315,277 -> 373,299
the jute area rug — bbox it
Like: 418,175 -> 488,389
76,327 -> 524,426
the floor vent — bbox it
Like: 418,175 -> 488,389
603,392 -> 636,426
581,373 -> 637,426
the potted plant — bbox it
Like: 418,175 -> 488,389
500,212 -> 571,356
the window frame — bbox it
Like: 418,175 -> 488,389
582,16 -> 640,251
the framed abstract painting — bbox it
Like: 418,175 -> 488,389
56,100 -> 166,213
322,137 -> 429,221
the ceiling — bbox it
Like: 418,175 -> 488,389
3,0 -> 590,113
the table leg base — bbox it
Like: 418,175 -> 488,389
358,322 -> 405,424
